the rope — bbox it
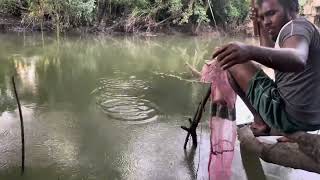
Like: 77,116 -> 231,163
207,0 -> 222,44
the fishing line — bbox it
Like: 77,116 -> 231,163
207,0 -> 222,44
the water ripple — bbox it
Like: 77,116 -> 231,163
93,78 -> 158,124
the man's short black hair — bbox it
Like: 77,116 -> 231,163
257,0 -> 299,13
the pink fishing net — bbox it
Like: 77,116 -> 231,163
201,60 -> 237,180
200,61 -> 236,107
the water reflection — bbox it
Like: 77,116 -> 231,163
1,33 -> 316,180
13,55 -> 39,96
1,33 -> 223,179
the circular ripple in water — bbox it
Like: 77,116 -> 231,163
94,78 -> 158,124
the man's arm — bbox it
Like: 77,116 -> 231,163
213,35 -> 309,72
249,35 -> 309,72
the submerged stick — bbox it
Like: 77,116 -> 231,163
12,76 -> 25,175
181,86 -> 211,149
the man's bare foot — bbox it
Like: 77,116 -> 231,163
277,136 -> 295,143
250,121 -> 271,136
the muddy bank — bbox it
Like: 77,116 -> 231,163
0,15 -> 24,33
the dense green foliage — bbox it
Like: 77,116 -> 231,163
0,0 -> 251,33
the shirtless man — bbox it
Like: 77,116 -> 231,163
213,0 -> 320,135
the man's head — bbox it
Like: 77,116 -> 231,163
257,0 -> 299,41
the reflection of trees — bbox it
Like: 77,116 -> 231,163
0,83 -> 16,114
34,48 -> 98,110
0,53 -> 16,114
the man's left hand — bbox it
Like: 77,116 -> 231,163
212,42 -> 253,70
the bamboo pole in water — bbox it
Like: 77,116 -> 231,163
12,76 -> 25,175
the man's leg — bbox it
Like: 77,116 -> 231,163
227,62 -> 270,134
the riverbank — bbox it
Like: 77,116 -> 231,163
0,14 -> 23,33
0,14 -> 252,37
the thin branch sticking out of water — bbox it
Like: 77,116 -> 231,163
12,76 -> 25,175
181,86 -> 211,149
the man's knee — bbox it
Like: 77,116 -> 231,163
227,73 -> 245,97
227,62 -> 260,93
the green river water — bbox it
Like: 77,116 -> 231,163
0,33 -> 318,180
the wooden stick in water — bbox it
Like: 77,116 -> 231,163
181,86 -> 211,149
12,76 -> 25,175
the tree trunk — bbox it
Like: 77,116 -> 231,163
238,126 -> 320,174
97,0 -> 108,26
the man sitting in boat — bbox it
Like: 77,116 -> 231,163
212,0 -> 320,137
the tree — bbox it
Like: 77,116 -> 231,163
0,0 -> 251,33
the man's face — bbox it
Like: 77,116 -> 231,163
258,0 -> 291,41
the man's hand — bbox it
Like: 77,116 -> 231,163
212,42 -> 253,70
